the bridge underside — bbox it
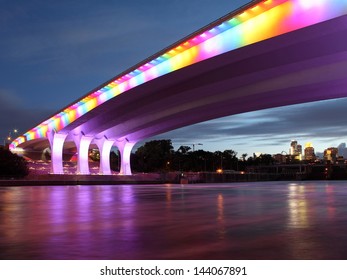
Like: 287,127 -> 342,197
19,15 -> 347,175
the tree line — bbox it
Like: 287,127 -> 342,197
102,139 -> 275,173
0,147 -> 28,178
0,139 -> 275,179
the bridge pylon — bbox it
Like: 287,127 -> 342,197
115,138 -> 136,175
47,131 -> 68,174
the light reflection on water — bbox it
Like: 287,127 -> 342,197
288,183 -> 309,229
1,181 -> 347,260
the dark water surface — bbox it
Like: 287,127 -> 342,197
1,181 -> 347,260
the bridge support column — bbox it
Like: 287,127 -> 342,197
73,133 -> 93,175
47,131 -> 68,174
115,139 -> 136,175
94,137 -> 114,175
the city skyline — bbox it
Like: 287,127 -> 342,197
1,0 -> 347,156
148,97 -> 347,156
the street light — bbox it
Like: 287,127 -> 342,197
2,129 -> 19,147
7,129 -> 19,140
192,143 -> 203,152
176,143 -> 203,172
177,143 -> 203,152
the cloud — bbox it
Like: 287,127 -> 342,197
0,89 -> 51,137
150,97 -> 347,153
1,2 -> 163,82
0,89 -> 24,108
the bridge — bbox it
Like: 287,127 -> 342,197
10,0 -> 347,175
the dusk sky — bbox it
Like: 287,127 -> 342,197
1,0 -> 347,157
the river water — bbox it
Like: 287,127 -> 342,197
1,181 -> 347,260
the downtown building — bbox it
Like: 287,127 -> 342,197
304,142 -> 316,161
324,147 -> 339,163
290,140 -> 302,160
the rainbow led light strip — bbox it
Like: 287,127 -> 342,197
10,0 -> 347,150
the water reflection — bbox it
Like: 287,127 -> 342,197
166,184 -> 172,208
287,183 -> 309,228
1,182 -> 347,259
216,193 -> 226,240
325,185 -> 336,219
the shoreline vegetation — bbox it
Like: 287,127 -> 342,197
1,167 -> 346,186
1,140 -> 347,186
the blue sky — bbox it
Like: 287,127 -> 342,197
1,0 -> 347,157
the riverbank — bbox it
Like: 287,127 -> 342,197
0,173 -> 165,186
0,171 -> 321,186
0,160 -> 343,186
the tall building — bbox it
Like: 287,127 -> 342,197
290,140 -> 302,160
290,140 -> 298,155
297,144 -> 302,155
304,142 -> 316,161
324,147 -> 338,163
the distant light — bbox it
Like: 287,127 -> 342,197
305,142 -> 313,148
11,147 -> 24,154
216,169 -> 223,174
